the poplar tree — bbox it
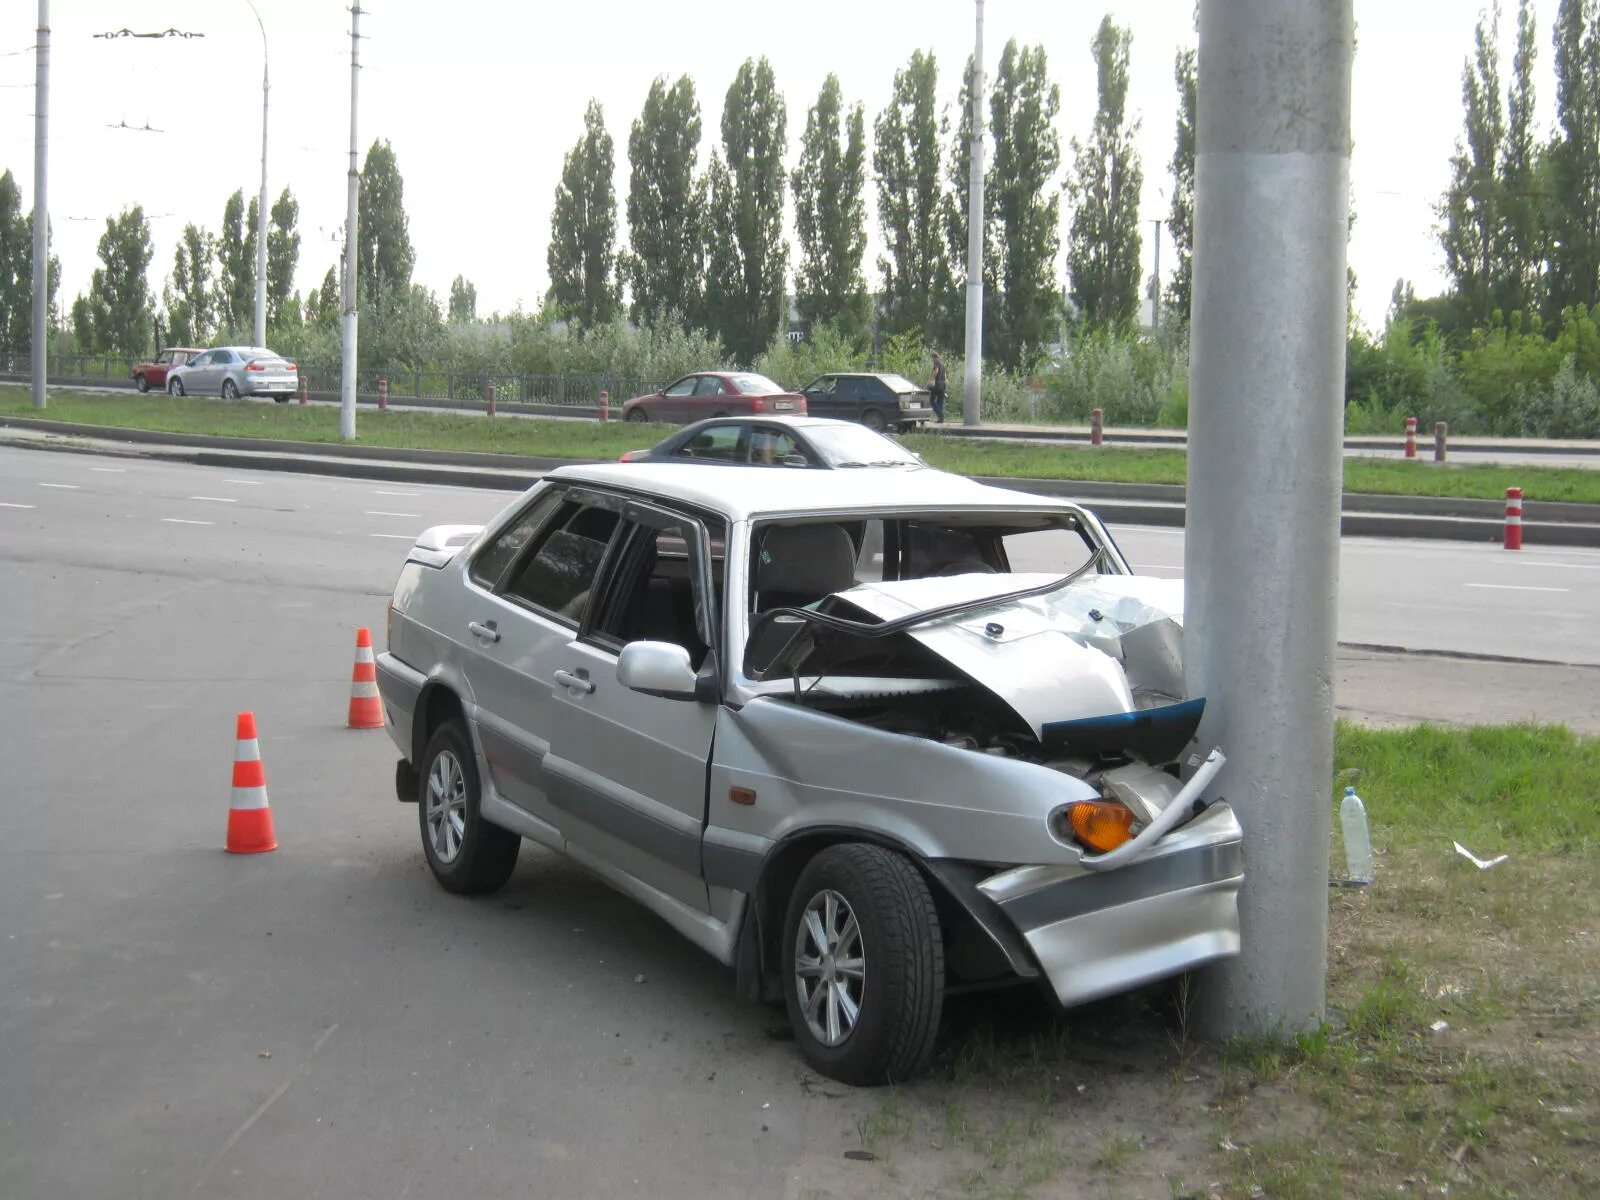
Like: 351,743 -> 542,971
215,189 -> 257,332
1167,47 -> 1197,320
1440,5 -> 1509,326
703,58 -> 788,363
75,205 -> 154,355
1066,16 -> 1144,327
448,275 -> 477,323
266,188 -> 300,328
1547,0 -> 1600,314
792,74 -> 869,338
546,99 -> 621,327
624,76 -> 705,330
163,223 -> 218,345
358,139 -> 416,295
874,50 -> 954,340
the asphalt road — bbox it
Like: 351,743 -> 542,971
2,445 -> 1597,1198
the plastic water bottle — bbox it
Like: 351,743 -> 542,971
1340,786 -> 1373,885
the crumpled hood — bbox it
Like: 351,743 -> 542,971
831,573 -> 1191,747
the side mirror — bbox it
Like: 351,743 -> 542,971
781,454 -> 810,468
617,640 -> 700,701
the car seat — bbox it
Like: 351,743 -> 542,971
753,524 -> 857,612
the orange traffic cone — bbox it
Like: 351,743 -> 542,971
226,712 -> 278,854
347,627 -> 384,729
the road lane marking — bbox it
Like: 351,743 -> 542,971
90,467 -> 126,473
1464,583 -> 1569,593
189,496 -> 239,503
38,482 -> 79,489
370,533 -> 416,539
373,489 -> 419,496
162,518 -> 214,526
0,502 -> 36,509
223,478 -> 263,485
365,509 -> 421,517
1520,560 -> 1600,570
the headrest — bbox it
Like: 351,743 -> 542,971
755,523 -> 857,598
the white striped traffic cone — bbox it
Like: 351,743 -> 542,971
226,712 -> 278,854
347,627 -> 384,729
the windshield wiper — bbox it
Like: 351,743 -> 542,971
761,547 -> 1108,645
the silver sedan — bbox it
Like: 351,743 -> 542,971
374,464 -> 1244,1085
167,345 -> 298,402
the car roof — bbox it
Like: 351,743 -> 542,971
160,346 -> 205,354
546,461 -> 1075,521
670,415 -> 866,432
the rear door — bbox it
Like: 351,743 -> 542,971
457,488 -> 622,838
541,500 -> 722,911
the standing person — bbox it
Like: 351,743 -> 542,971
929,349 -> 948,424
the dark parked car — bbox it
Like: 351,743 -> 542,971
798,372 -> 935,432
621,372 -> 807,424
618,415 -> 925,470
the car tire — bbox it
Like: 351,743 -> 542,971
168,377 -> 185,397
417,719 -> 520,896
222,378 -> 240,400
273,394 -> 289,404
861,408 -> 887,432
135,374 -> 149,393
783,843 -> 944,1085
625,408 -> 649,423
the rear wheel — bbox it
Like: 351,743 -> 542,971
135,374 -> 150,393
417,720 -> 520,895
783,843 -> 944,1085
861,408 -> 887,432
625,407 -> 649,423
168,377 -> 185,396
222,378 -> 240,400
273,394 -> 290,404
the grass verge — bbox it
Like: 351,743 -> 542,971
836,721 -> 1599,1199
6,385 -> 1600,505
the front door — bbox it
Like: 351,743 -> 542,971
540,501 -> 722,911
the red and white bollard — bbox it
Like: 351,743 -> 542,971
378,377 -> 388,412
1504,487 -> 1523,550
1434,421 -> 1448,463
598,389 -> 609,423
1404,416 -> 1417,459
486,383 -> 496,419
1090,407 -> 1104,447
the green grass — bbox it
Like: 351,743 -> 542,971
7,385 -> 1600,505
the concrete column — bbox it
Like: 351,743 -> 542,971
1186,0 -> 1353,1036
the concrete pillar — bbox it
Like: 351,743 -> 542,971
1186,0 -> 1353,1036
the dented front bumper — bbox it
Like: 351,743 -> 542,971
978,802 -> 1244,1008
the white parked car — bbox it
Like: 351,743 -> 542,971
375,464 -> 1243,1084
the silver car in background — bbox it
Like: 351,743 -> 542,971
166,345 -> 298,402
375,465 -> 1245,1085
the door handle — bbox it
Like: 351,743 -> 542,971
553,668 -> 595,695
468,620 -> 500,643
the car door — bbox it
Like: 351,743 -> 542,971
658,375 -> 698,422
802,376 -> 840,420
744,424 -> 802,466
540,500 -> 722,912
673,422 -> 746,464
457,488 -> 621,839
689,374 -> 727,420
186,350 -> 219,391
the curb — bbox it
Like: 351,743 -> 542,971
5,416 -> 1600,546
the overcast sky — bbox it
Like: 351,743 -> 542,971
0,1 -> 1562,335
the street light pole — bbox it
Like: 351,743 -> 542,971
961,0 -> 985,426
245,0 -> 269,348
340,4 -> 362,441
31,0 -> 49,410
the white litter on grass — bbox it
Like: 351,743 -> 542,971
1430,1020 -> 1450,1033
1453,841 -> 1509,870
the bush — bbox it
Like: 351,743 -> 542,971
1517,355 -> 1600,438
1042,327 -> 1180,425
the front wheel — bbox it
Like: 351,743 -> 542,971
222,378 -> 240,400
417,720 -> 520,895
861,408 -> 887,432
168,377 -> 185,396
624,407 -> 649,423
783,843 -> 944,1085
135,374 -> 150,393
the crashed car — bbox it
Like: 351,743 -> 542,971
375,464 -> 1243,1085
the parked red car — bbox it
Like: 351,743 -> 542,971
620,372 -> 807,424
131,347 -> 205,393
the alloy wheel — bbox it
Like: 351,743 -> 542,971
794,888 -> 866,1047
425,749 -> 468,864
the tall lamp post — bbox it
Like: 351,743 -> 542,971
244,0 -> 269,348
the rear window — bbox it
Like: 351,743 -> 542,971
730,374 -> 784,395
877,374 -> 922,393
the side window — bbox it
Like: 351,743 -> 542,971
746,427 -> 799,464
838,378 -> 863,402
588,514 -> 721,668
468,491 -> 562,590
501,500 -> 621,623
189,351 -> 211,366
853,519 -> 886,582
664,377 -> 697,397
866,377 -> 894,400
158,351 -> 174,365
694,375 -> 725,397
677,424 -> 744,462
810,377 -> 836,396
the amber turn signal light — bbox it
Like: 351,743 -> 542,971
1062,800 -> 1136,853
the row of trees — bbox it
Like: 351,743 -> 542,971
546,16 -> 1184,369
